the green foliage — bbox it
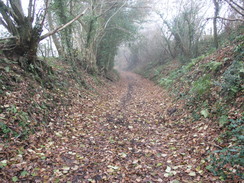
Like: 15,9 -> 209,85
207,117 -> 244,180
203,61 -> 222,72
200,109 -> 209,118
7,105 -> 18,113
192,111 -> 201,121
159,69 -> 181,88
183,60 -> 197,71
97,3 -> 139,73
234,34 -> 244,43
217,60 -> 243,99
20,170 -> 29,177
219,115 -> 228,127
4,66 -> 10,72
223,118 -> 244,143
83,15 -> 97,23
190,74 -> 212,98
198,37 -> 216,56
159,78 -> 174,88
225,27 -> 244,44
217,36 -> 244,99
0,122 -> 13,138
1,105 -> 31,139
12,176 -> 18,182
46,58 -> 65,70
182,55 -> 204,71
159,55 -> 205,88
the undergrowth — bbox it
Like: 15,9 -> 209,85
0,105 -> 32,139
159,55 -> 204,89
190,74 -> 212,98
138,32 -> 244,181
207,116 -> 244,180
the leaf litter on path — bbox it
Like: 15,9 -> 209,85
1,72 -> 222,182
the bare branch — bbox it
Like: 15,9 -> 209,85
96,2 -> 117,18
0,17 -> 8,29
27,0 -> 36,23
123,6 -> 151,9
0,36 -> 17,40
224,0 -> 244,16
108,26 -> 135,35
28,0 -> 33,19
9,0 -> 25,23
32,0 -> 36,19
40,7 -> 88,41
104,1 -> 127,29
40,0 -> 49,27
70,11 -> 89,32
75,1 -> 122,33
207,16 -> 244,22
0,0 -> 18,35
229,0 -> 244,11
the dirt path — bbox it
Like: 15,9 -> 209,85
1,72 -> 219,182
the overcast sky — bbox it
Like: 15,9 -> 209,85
0,0 -> 230,38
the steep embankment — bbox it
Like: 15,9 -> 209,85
0,57 -> 98,140
138,35 -> 244,181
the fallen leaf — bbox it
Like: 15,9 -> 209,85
165,166 -> 171,173
200,109 -> 209,118
189,172 -> 196,176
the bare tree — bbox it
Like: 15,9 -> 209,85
0,0 -> 87,71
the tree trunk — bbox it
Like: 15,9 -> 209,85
213,0 -> 219,49
47,9 -> 64,57
1,0 -> 87,74
83,48 -> 98,74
